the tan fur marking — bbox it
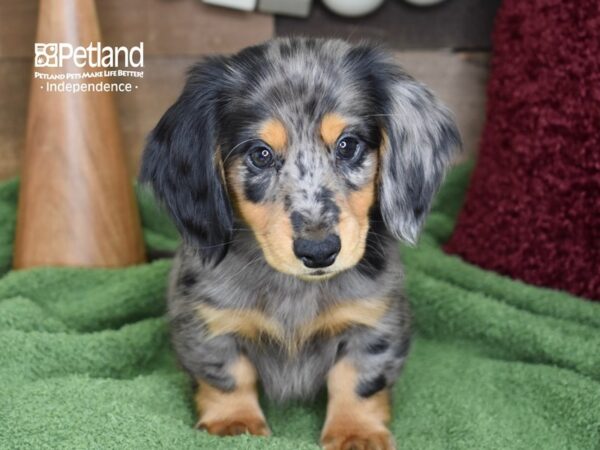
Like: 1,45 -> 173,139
236,198 -> 271,237
298,298 -> 390,344
197,298 -> 389,355
321,359 -> 394,450
196,303 -> 285,343
237,193 -> 299,274
379,129 -> 390,156
214,146 -> 229,196
334,179 -> 376,270
348,181 -> 376,229
320,113 -> 347,146
196,356 -> 270,436
259,118 -> 287,153
261,203 -> 296,269
225,161 -> 299,273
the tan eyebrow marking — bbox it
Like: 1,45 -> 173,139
258,118 -> 288,153
320,113 -> 348,146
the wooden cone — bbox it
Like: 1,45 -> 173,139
13,0 -> 146,268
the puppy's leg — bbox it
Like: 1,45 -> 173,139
321,302 -> 410,450
195,355 -> 270,436
321,359 -> 394,450
169,295 -> 269,437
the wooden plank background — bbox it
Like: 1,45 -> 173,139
0,0 -> 274,179
0,0 -> 275,58
0,0 -> 491,180
277,0 -> 501,50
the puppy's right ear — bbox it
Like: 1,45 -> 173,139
140,58 -> 233,262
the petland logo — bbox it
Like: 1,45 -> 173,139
34,42 -> 144,68
34,42 -> 144,93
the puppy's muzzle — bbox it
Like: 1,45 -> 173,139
293,234 -> 341,269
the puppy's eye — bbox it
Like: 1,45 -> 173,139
336,136 -> 363,161
249,146 -> 274,169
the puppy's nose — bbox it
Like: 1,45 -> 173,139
293,234 -> 341,269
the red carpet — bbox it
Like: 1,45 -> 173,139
444,0 -> 600,300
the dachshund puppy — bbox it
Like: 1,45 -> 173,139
141,38 -> 460,450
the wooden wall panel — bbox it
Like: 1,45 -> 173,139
0,1 -> 38,58
0,0 -> 274,180
276,0 -> 501,50
146,1 -> 273,56
0,0 -> 274,57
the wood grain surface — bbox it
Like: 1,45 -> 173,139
13,0 -> 146,268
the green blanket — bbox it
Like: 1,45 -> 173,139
1,165 -> 599,449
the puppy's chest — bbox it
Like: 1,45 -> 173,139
196,289 -> 388,355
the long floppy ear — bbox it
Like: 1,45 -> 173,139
375,56 -> 462,244
139,58 -> 233,261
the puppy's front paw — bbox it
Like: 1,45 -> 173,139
321,423 -> 395,450
197,413 -> 271,437
195,357 -> 270,437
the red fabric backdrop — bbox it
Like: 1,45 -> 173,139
444,0 -> 600,300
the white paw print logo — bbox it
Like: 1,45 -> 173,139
34,43 -> 59,67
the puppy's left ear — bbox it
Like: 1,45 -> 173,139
139,57 -> 233,262
375,57 -> 462,244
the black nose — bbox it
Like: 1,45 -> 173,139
293,234 -> 341,269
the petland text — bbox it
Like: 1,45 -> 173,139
34,42 -> 144,69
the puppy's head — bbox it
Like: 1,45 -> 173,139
141,38 -> 460,278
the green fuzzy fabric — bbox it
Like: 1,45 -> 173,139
1,165 -> 599,449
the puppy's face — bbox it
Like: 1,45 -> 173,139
226,112 -> 380,279
141,39 -> 460,278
